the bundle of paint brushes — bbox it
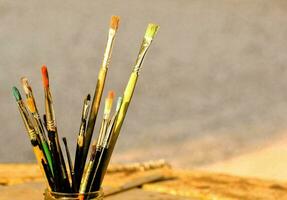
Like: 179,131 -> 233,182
12,16 -> 159,198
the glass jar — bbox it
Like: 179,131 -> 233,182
44,189 -> 104,200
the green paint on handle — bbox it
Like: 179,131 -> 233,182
42,141 -> 54,176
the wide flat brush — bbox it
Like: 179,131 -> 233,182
94,24 -> 159,189
82,16 -> 120,175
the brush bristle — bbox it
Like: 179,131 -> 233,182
21,77 -> 30,95
62,137 -> 67,145
27,98 -> 36,113
116,96 -> 122,112
87,94 -> 91,101
41,65 -> 49,88
110,16 -> 120,30
12,86 -> 22,101
145,23 -> 160,39
104,91 -> 115,115
108,91 -> 115,100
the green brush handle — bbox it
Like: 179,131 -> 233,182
42,141 -> 54,176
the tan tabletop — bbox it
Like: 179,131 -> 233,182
0,164 -> 287,200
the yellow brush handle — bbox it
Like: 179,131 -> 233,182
115,72 -> 138,131
33,146 -> 51,191
97,72 -> 138,185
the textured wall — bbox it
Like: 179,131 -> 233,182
1,0 -> 287,167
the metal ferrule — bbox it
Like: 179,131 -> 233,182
97,120 -> 109,147
28,129 -> 38,146
77,135 -> 84,147
82,101 -> 90,120
102,28 -> 116,68
133,37 -> 153,73
102,113 -> 118,148
79,160 -> 93,193
79,121 -> 85,136
18,101 -> 38,146
44,89 -> 56,131
77,120 -> 85,146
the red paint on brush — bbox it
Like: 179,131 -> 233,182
108,90 -> 115,100
41,65 -> 49,88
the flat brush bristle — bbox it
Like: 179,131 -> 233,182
21,77 -> 30,95
27,98 -> 36,113
110,16 -> 120,30
116,96 -> 123,112
12,86 -> 22,101
41,65 -> 49,88
104,91 -> 115,115
145,23 -> 160,39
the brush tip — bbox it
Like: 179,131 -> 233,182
87,94 -> 91,101
104,91 -> 115,115
20,77 -> 28,84
145,23 -> 160,39
116,96 -> 122,111
12,86 -> 22,101
62,137 -> 67,145
41,65 -> 49,88
21,77 -> 30,94
108,91 -> 115,100
110,16 -> 120,30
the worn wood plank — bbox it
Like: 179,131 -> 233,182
1,164 -> 287,199
143,170 -> 287,200
0,182 -> 45,200
105,188 -> 191,200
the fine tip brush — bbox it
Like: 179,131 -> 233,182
81,15 -> 120,185
74,94 -> 91,187
41,65 -> 70,192
93,23 -> 159,189
63,137 -> 77,192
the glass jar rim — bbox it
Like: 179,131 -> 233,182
46,188 -> 103,197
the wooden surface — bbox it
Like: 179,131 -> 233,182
1,164 -> 287,200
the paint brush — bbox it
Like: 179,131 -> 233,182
74,94 -> 91,188
78,141 -> 97,198
94,23 -> 159,189
42,65 -> 70,192
82,16 -> 120,171
12,86 -> 52,191
41,159 -> 56,191
96,91 -> 115,154
79,91 -> 115,195
21,77 -> 54,175
63,137 -> 77,192
89,97 -> 122,192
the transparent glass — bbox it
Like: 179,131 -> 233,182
44,189 -> 104,200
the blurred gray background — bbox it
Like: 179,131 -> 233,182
1,0 -> 287,168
